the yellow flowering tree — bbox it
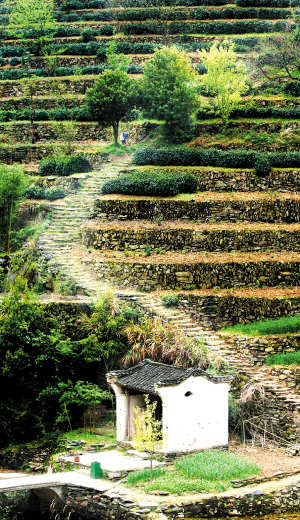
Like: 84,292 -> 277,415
199,42 -> 248,127
132,394 -> 163,480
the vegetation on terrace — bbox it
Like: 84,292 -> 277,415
223,315 -> 300,336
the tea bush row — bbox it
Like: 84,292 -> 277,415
122,19 -> 287,35
134,147 -> 300,169
197,106 -> 300,120
24,185 -> 66,200
0,64 -> 110,81
0,108 -> 94,123
101,171 -> 198,196
0,25 -> 113,41
38,155 -> 92,176
237,0 -> 300,6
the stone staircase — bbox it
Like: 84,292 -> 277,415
37,157 -> 130,294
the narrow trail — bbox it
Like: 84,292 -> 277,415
36,156 -> 300,413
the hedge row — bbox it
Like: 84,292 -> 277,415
197,106 -> 300,120
39,155 -> 92,176
60,0 -> 106,10
237,0 -> 300,6
53,6 -> 291,23
25,186 -> 66,200
101,171 -> 198,196
0,63 -> 142,80
134,147 -> 300,169
0,108 -> 93,123
123,19 -> 287,35
0,25 -> 114,41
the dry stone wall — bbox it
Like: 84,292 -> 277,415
0,96 -> 85,111
81,225 -> 300,252
0,77 -> 95,98
92,198 -> 300,223
221,333 -> 300,365
81,256 -> 300,291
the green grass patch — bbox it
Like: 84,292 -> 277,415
63,417 -> 116,445
126,450 -> 260,495
266,351 -> 300,366
223,315 -> 300,336
126,466 -> 166,485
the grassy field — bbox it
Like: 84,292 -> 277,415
266,351 -> 300,366
126,449 -> 260,494
223,315 -> 300,336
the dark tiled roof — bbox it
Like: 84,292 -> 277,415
107,359 -> 232,394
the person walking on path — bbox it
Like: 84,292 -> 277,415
120,131 -> 129,145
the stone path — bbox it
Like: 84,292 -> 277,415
36,156 -> 300,420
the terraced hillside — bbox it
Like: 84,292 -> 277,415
3,0 -> 300,440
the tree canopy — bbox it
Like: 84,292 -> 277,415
85,68 -> 140,146
9,0 -> 55,38
142,46 -> 199,142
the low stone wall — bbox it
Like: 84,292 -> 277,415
0,121 -> 107,142
269,365 -> 300,391
196,119 -> 300,134
173,293 -> 300,330
0,77 -> 95,98
35,175 -> 83,194
127,166 -> 300,192
64,477 -> 300,519
0,95 -> 85,111
81,256 -> 300,291
81,225 -> 300,252
220,333 -> 300,365
92,198 -> 300,223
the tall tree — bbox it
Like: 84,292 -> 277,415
142,46 -> 198,142
199,41 -> 248,127
85,69 -> 139,146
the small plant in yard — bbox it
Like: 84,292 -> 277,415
161,293 -> 179,307
132,394 -> 163,481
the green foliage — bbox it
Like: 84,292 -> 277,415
0,283 -> 135,445
284,81 -> 300,96
223,315 -> 300,336
81,27 -> 96,42
24,186 -> 66,200
99,24 -> 114,35
142,46 -> 198,142
9,0 -> 55,40
254,157 -> 271,177
266,351 -> 300,366
38,155 -> 92,176
127,450 -> 260,493
161,294 -> 179,307
126,466 -> 166,485
106,39 -> 131,71
237,0 -> 300,5
85,68 -> 140,145
101,171 -> 198,196
134,147 -> 300,169
199,41 -> 248,127
0,164 -> 29,252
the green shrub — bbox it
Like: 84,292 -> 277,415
134,147 -> 300,169
237,0 -> 300,5
99,24 -> 114,35
24,185 -> 66,200
101,171 -> 198,196
161,294 -> 179,307
81,27 -> 96,42
283,81 -> 300,97
254,157 -> 271,177
39,155 -> 92,176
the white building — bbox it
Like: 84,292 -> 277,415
107,359 -> 232,455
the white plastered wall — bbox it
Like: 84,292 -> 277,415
157,376 -> 230,453
109,382 -> 129,442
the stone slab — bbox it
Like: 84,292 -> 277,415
60,450 -> 162,473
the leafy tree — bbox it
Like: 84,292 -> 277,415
252,23 -> 300,84
133,394 -> 163,480
199,41 -> 248,128
85,69 -> 140,146
9,0 -> 55,52
0,164 -> 29,252
106,39 -> 131,71
50,120 -> 78,155
142,46 -> 199,142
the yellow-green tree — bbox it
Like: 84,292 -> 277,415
133,394 -> 163,480
199,42 -> 248,127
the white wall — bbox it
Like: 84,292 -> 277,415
157,376 -> 230,453
110,383 -> 129,442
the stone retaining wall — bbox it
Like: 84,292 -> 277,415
0,121 -> 107,141
173,293 -> 300,330
0,77 -> 95,98
81,226 -> 300,252
81,256 -> 300,291
196,119 -> 300,133
220,333 -> 300,365
269,365 -> 300,391
127,167 -> 300,192
64,478 -> 300,519
92,198 -> 300,223
0,95 -> 85,111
